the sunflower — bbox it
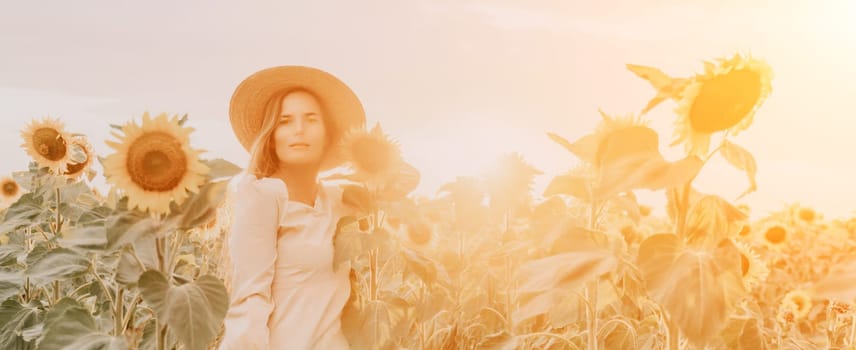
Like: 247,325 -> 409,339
20,117 -> 73,174
63,136 -> 95,180
551,111 -> 704,200
759,221 -> 789,250
0,176 -> 23,211
780,289 -> 813,321
672,54 -> 773,156
339,122 -> 406,188
405,219 -> 433,247
483,152 -> 543,208
733,240 -> 769,290
102,112 -> 209,215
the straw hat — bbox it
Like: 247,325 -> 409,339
229,65 -> 366,171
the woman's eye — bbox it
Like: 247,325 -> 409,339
279,118 -> 291,124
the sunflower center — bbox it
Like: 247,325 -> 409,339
2,181 -> 18,197
765,226 -> 787,244
65,161 -> 88,176
740,253 -> 750,277
407,221 -> 432,246
126,132 -> 188,192
688,69 -> 763,133
32,128 -> 67,161
798,208 -> 815,222
791,297 -> 806,311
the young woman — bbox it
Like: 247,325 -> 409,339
218,65 -> 365,349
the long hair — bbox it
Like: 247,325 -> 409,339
246,87 -> 339,178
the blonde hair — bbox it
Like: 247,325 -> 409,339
246,87 -> 338,178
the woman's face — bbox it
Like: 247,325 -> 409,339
273,90 -> 328,167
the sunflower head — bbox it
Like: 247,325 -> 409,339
673,54 -> 774,156
20,117 -> 73,174
339,122 -> 404,184
760,222 -> 789,249
405,219 -> 433,247
1,177 -> 20,199
734,240 -> 769,290
102,112 -> 209,215
64,136 -> 95,180
781,289 -> 813,320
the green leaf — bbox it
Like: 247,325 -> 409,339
683,195 -> 747,247
342,185 -> 372,213
333,229 -> 369,271
400,247 -> 441,285
203,158 -> 243,180
639,236 -> 745,347
0,244 -> 25,266
59,226 -> 107,249
543,174 -> 590,201
25,247 -> 90,287
335,216 -> 358,234
179,180 -> 229,230
38,298 -> 128,350
138,271 -> 229,350
637,234 -> 683,294
0,299 -> 43,349
116,241 -> 157,286
0,193 -> 43,235
625,63 -> 689,114
720,140 -> 758,200
106,213 -> 177,250
516,250 -> 616,294
546,132 -> 598,164
0,270 -> 23,301
611,191 -> 641,224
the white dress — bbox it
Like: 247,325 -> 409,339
219,174 -> 353,350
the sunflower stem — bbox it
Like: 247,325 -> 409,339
114,286 -> 125,336
54,187 -> 62,236
167,231 -> 186,281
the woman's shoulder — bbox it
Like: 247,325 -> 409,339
233,173 -> 289,203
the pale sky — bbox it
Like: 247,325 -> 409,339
1,0 -> 854,220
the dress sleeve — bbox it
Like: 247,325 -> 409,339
219,175 -> 287,350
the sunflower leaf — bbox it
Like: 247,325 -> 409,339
342,185 -> 372,213
543,174 -> 590,201
719,140 -> 758,200
37,298 -> 128,350
138,271 -> 229,350
24,247 -> 90,287
683,195 -> 747,247
547,132 -> 599,164
179,180 -> 229,230
639,236 -> 745,347
0,299 -> 44,349
516,250 -> 616,294
202,159 -> 242,180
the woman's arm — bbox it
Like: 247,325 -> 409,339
219,175 -> 285,349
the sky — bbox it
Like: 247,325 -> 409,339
1,0 -> 854,220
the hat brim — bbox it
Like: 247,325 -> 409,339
229,65 -> 366,171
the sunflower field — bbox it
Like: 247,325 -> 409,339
2,53 -> 856,350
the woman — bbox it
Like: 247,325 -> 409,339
219,65 -> 366,349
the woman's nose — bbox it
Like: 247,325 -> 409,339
293,119 -> 306,134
